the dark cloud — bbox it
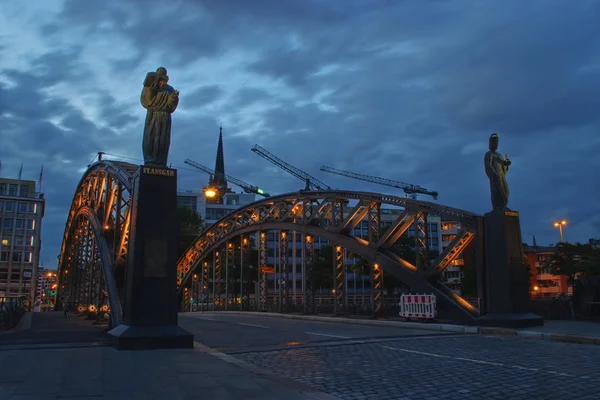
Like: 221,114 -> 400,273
181,85 -> 221,109
2,0 -> 600,266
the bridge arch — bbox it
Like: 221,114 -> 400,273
57,160 -> 137,328
177,191 -> 480,324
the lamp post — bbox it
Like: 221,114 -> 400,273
553,220 -> 567,243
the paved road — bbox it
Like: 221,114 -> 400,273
180,313 -> 600,400
178,312 -> 451,354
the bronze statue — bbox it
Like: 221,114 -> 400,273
484,133 -> 511,210
141,67 -> 179,166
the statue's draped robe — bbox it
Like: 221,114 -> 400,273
484,150 -> 509,210
141,84 -> 179,165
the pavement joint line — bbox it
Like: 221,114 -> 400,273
188,311 -> 600,346
0,341 -> 111,351
192,342 -> 341,399
237,322 -> 269,329
218,333 -> 468,355
306,332 -> 350,339
380,344 -> 589,379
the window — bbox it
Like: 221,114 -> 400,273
1,236 -> 9,246
24,252 -> 32,263
19,186 -> 28,197
3,219 -> 12,229
12,252 -> 22,262
15,219 -> 25,229
28,203 -> 36,213
0,201 -> 3,211
16,236 -> 24,246
8,184 -> 17,196
0,183 -> 5,195
5,202 -> 15,212
27,236 -> 33,246
1,251 -> 9,262
27,219 -> 35,230
18,203 -> 27,213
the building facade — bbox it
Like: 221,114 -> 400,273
439,220 -> 465,293
36,267 -> 57,311
0,177 -> 45,304
524,244 -> 571,298
177,189 -> 256,225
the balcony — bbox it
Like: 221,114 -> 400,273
538,286 -> 564,294
441,227 -> 460,235
537,274 -> 560,281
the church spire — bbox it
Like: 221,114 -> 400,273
212,126 -> 227,188
532,233 -> 537,247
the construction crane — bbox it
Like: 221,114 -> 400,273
184,158 -> 270,197
251,144 -> 333,191
320,165 -> 439,200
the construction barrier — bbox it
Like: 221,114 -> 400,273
399,294 -> 437,319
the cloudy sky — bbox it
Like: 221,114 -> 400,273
1,0 -> 599,265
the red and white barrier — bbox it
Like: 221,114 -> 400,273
399,294 -> 437,319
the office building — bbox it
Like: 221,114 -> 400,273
0,173 -> 45,304
36,266 -> 57,311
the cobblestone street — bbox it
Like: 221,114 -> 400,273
232,334 -> 600,400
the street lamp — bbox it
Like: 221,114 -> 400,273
553,220 -> 567,242
204,187 -> 217,198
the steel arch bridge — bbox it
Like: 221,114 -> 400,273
176,190 -> 480,323
57,160 -> 137,328
58,160 -> 481,327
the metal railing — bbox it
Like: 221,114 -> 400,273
0,297 -> 27,330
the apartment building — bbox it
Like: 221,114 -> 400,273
0,177 -> 45,304
524,243 -> 571,298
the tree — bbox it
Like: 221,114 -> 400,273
176,206 -> 206,258
544,243 -> 600,289
313,245 -> 334,289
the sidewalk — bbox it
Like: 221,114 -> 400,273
0,343 -> 337,400
208,311 -> 600,346
0,312 -> 338,399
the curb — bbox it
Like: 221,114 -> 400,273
0,312 -> 33,335
193,342 -> 340,399
187,311 -> 600,346
16,312 -> 33,330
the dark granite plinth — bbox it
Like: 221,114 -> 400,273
477,312 -> 544,328
109,324 -> 194,350
479,209 -> 543,328
108,165 -> 193,350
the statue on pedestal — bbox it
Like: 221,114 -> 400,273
141,67 -> 179,166
484,133 -> 511,210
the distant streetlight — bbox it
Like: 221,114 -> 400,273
553,220 -> 567,242
204,187 -> 217,198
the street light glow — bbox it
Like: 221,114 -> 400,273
553,220 -> 567,242
204,188 -> 217,198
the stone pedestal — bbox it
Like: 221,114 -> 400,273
477,209 -> 543,328
108,165 -> 193,350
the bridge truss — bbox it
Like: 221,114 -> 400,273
177,191 -> 480,323
58,161 -> 481,327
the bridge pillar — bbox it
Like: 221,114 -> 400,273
303,234 -> 315,314
371,263 -> 384,319
258,231 -> 268,311
108,166 -> 193,350
477,210 -> 543,328
333,245 -> 347,315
